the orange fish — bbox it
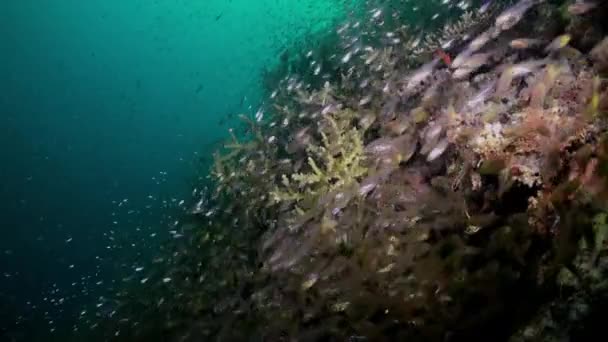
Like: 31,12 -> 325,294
435,49 -> 452,66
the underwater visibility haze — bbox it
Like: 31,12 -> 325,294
1,0 -> 347,339
3,0 -> 608,341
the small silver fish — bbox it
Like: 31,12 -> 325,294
495,0 -> 542,31
314,64 -> 321,75
405,58 -> 440,91
427,138 -> 450,162
465,81 -> 496,109
509,38 -> 543,49
359,95 -> 372,106
453,67 -> 474,80
441,39 -> 455,50
479,0 -> 494,14
364,50 -> 379,65
459,52 -> 493,70
341,51 -> 353,64
511,59 -> 549,76
452,48 -> 473,69
468,28 -> 496,52
495,59 -> 549,96
425,123 -> 443,142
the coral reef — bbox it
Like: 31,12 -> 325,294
107,1 -> 608,341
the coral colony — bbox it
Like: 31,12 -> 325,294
107,1 -> 608,341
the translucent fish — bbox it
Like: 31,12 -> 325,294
441,39 -> 455,50
452,40 -> 475,66
321,104 -> 337,115
405,58 -> 440,91
495,70 -> 517,98
365,133 -> 417,166
411,36 -> 421,49
313,64 -> 321,75
425,123 -> 443,142
337,23 -> 350,35
453,52 -> 493,79
359,95 -> 372,106
468,28 -> 496,52
509,38 -> 543,49
378,263 -> 395,273
529,82 -> 547,109
359,112 -> 376,131
364,50 -> 380,65
427,138 -> 450,162
359,78 -> 369,88
544,34 -> 571,53
301,273 -> 318,290
479,0 -> 494,13
568,1 -> 597,15
410,107 -> 429,123
453,67 -> 474,80
512,61 -> 546,76
358,177 -> 379,196
383,81 -> 391,93
341,51 -> 353,64
371,8 -> 382,19
495,0 -> 542,31
255,108 -> 264,122
495,59 -> 549,97
529,64 -> 561,108
385,117 -> 410,136
465,81 -> 496,110
365,137 -> 399,155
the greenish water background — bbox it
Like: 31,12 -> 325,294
0,0 -> 350,339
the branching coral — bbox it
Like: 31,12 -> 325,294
415,10 -> 494,57
207,114 -> 283,227
270,109 -> 367,210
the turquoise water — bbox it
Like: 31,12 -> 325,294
0,0 -> 526,340
1,1 -> 350,340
